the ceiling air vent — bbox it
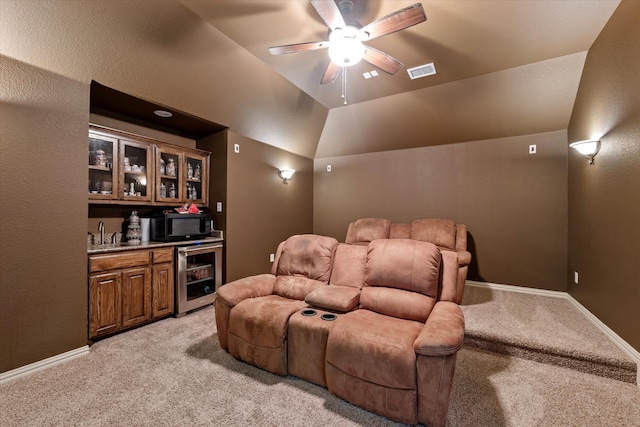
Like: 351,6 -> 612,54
407,63 -> 436,80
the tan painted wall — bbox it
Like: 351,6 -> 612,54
226,132 -> 313,282
314,131 -> 568,291
1,56 -> 89,372
567,0 -> 640,351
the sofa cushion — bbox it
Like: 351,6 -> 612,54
364,239 -> 441,297
328,244 -> 367,288
276,234 -> 338,282
227,295 -> 307,376
389,222 -> 411,239
411,219 -> 457,250
305,285 -> 361,312
345,218 -> 391,244
326,309 -> 423,390
273,275 -> 326,301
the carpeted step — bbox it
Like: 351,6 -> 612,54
461,284 -> 637,384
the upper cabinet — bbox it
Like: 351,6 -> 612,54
155,145 -> 183,204
89,130 -> 118,201
89,125 -> 209,207
120,137 -> 153,203
184,151 -> 208,205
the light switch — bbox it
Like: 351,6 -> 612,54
529,144 -> 536,154
270,253 -> 275,263
216,202 -> 222,213
327,165 -> 332,172
234,144 -> 240,153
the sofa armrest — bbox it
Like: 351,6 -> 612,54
305,285 -> 361,312
458,250 -> 471,267
216,274 -> 276,308
414,301 -> 464,356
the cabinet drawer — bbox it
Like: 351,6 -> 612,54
89,251 -> 150,273
152,248 -> 174,264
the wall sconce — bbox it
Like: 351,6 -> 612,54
569,140 -> 601,165
278,169 -> 295,184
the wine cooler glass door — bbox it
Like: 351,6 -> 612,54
176,244 -> 222,316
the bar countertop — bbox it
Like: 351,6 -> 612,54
88,236 -> 223,255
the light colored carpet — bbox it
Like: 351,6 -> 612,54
461,284 -> 637,383
1,305 -> 639,426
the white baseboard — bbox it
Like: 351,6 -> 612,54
0,346 -> 90,384
465,280 -> 640,386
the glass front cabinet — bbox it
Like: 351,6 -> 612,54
120,138 -> 153,203
89,130 -> 118,201
89,125 -> 209,207
156,146 -> 183,204
184,152 -> 208,205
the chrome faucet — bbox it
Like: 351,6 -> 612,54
98,221 -> 105,245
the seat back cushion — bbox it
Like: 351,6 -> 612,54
345,218 -> 391,244
389,223 -> 411,239
329,244 -> 368,288
411,219 -> 457,250
362,239 -> 441,322
276,234 -> 339,282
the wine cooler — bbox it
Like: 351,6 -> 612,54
175,243 -> 223,317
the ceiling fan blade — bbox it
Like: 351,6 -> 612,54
321,61 -> 341,84
268,41 -> 329,55
363,47 -> 404,75
359,3 -> 426,41
311,0 -> 345,31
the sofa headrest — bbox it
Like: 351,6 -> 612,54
364,239 -> 441,298
345,218 -> 391,245
411,219 -> 457,250
276,234 -> 338,282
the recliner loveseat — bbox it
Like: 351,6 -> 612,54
214,221 -> 469,426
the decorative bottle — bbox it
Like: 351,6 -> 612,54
126,210 -> 141,245
169,183 -> 176,198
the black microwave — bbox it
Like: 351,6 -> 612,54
150,213 -> 213,241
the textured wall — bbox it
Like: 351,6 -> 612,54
0,56 -> 89,372
226,132 -> 314,282
567,0 -> 640,351
0,0 -> 327,159
314,131 -> 568,291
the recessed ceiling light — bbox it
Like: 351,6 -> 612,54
154,110 -> 173,118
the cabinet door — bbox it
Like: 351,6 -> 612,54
120,138 -> 153,203
88,130 -> 118,201
184,151 -> 209,206
89,272 -> 122,339
152,262 -> 174,318
156,146 -> 183,204
121,267 -> 152,328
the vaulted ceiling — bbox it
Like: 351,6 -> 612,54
181,0 -> 620,158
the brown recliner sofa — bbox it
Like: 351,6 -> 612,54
215,230 -> 465,427
345,217 -> 472,303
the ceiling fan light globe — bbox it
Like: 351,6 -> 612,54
328,39 -> 365,66
328,26 -> 365,67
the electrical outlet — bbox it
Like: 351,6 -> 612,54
529,144 -> 537,154
216,201 -> 222,213
234,144 -> 240,153
327,165 -> 332,172
269,253 -> 275,263
574,271 -> 579,284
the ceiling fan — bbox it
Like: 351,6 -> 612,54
268,0 -> 427,85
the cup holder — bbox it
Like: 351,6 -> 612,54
320,313 -> 337,321
301,309 -> 317,316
